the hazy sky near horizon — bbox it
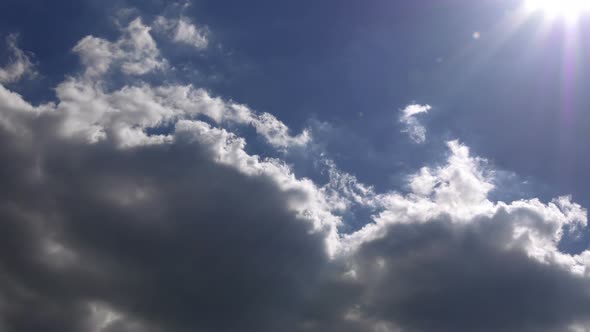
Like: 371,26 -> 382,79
1,1 -> 590,331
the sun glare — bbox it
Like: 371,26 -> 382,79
526,0 -> 590,21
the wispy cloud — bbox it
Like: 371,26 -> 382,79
399,103 -> 431,143
0,34 -> 35,84
154,16 -> 209,49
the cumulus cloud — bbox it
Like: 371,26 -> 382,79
51,78 -> 309,149
73,18 -> 166,77
399,104 -> 431,143
0,34 -> 35,83
68,18 -> 306,150
153,16 -> 209,49
1,13 -> 590,332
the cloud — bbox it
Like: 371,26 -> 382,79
0,34 -> 35,84
68,17 -> 306,150
339,141 -> 590,332
1,13 -> 590,332
399,104 -> 431,143
154,16 -> 209,49
51,77 -> 309,149
0,82 -> 342,332
347,217 -> 590,332
73,18 -> 166,77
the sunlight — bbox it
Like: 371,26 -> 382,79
526,0 -> 590,21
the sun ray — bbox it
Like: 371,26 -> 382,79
526,0 -> 590,22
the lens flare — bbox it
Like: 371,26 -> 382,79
526,0 -> 590,21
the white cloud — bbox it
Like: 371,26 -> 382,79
0,34 -> 35,84
51,77 -> 309,149
73,18 -> 166,77
344,140 -> 588,276
399,103 -> 431,143
154,16 -> 209,49
400,104 -> 431,119
319,158 -> 377,213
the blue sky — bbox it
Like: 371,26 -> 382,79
1,1 -> 590,331
2,0 -> 587,194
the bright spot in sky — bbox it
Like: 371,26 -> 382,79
526,0 -> 590,21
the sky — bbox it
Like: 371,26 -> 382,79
1,0 -> 590,331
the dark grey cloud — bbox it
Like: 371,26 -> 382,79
0,105 -> 355,331
352,217 -> 590,332
1,83 -> 590,332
